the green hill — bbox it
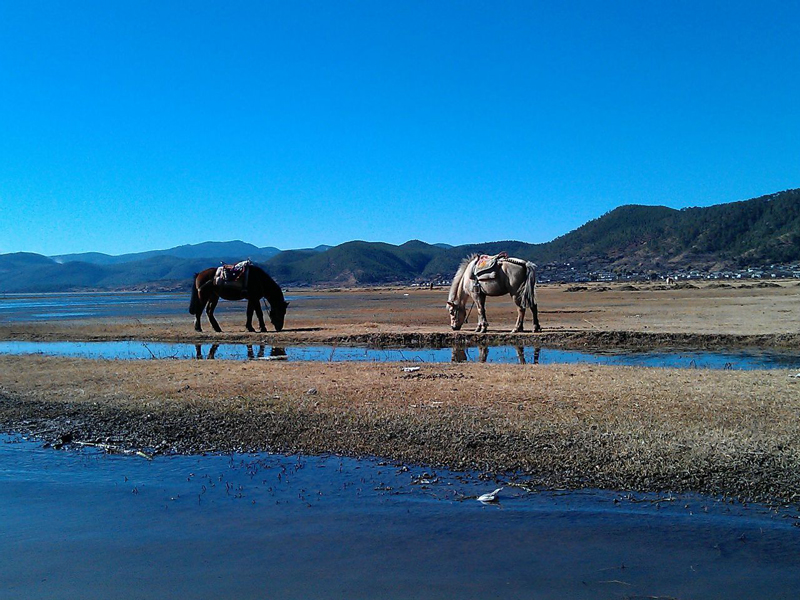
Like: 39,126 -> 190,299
1,188 -> 798,291
539,188 -> 800,270
266,240 -> 445,285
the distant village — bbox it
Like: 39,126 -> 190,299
420,262 -> 800,287
537,262 -> 800,284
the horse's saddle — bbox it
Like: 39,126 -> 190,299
214,260 -> 251,289
473,252 -> 508,278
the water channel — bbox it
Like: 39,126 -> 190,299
2,435 -> 798,599
2,339 -> 800,370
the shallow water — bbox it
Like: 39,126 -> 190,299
1,435 -> 799,599
0,291 -> 187,321
1,339 -> 800,370
0,292 -> 305,322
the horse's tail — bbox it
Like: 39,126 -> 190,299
189,276 -> 200,315
521,261 -> 538,310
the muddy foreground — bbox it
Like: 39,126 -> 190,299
2,282 -> 800,503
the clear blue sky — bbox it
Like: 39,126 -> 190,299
1,1 -> 798,256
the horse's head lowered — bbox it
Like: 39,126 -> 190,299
269,300 -> 289,332
446,301 -> 467,331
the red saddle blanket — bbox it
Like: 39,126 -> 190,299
474,252 -> 508,277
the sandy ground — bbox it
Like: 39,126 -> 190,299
2,281 -> 800,347
2,281 -> 800,503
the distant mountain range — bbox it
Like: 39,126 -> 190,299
2,188 -> 798,292
53,241 -> 285,265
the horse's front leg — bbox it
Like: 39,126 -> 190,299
206,296 -> 222,332
253,300 -> 267,332
511,294 -> 526,333
245,299 -> 256,332
474,293 -> 488,333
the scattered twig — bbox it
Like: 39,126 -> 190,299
141,342 -> 157,359
74,440 -> 153,460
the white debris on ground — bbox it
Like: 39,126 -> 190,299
477,488 -> 503,503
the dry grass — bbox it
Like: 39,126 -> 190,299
2,282 -> 799,501
2,355 -> 799,503
2,281 -> 799,345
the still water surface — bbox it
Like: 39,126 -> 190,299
0,291 -> 189,321
1,339 -> 799,369
2,435 -> 798,599
0,291 -> 307,321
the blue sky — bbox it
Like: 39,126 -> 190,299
1,1 -> 798,256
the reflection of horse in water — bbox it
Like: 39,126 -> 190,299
451,345 -> 539,364
247,345 -> 265,360
195,343 -> 220,360
193,344 -> 287,360
447,253 -> 541,333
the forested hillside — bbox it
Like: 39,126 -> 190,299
1,189 -> 797,291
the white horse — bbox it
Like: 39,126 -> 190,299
446,253 -> 541,333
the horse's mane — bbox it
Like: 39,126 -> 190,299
448,254 -> 479,303
249,263 -> 267,277
250,264 -> 285,304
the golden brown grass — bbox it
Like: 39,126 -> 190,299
2,355 -> 799,502
2,281 -> 798,344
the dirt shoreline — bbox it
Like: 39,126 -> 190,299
3,324 -> 800,351
2,355 -> 799,505
3,284 -> 800,504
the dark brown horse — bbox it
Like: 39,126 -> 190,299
189,264 -> 288,332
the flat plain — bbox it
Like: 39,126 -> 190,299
2,281 -> 799,503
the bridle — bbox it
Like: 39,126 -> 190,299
464,299 -> 475,324
449,299 -> 473,328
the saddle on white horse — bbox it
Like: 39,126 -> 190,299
471,251 -> 508,285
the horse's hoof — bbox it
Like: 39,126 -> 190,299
194,326 -> 202,333
534,326 -> 542,333
259,327 -> 267,333
511,328 -> 522,334
213,327 -> 222,333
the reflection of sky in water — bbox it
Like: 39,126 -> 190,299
2,434 -> 799,599
1,340 -> 799,370
0,292 -> 302,321
0,292 -> 191,321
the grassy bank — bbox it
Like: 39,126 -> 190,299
2,355 -> 798,504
